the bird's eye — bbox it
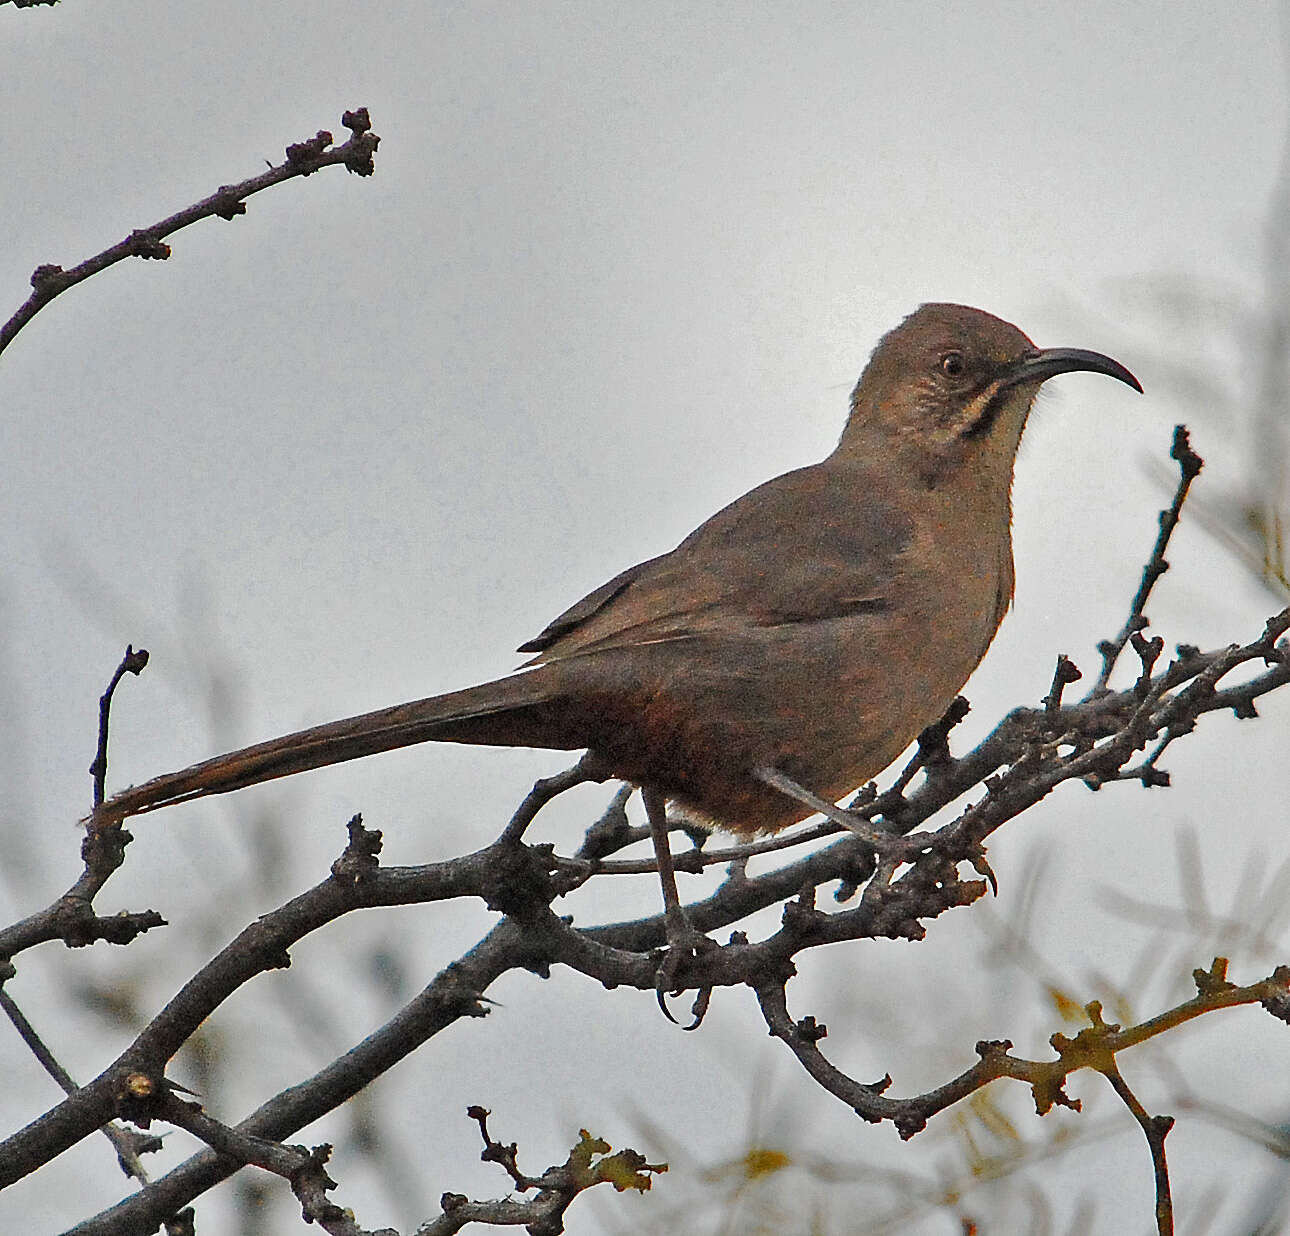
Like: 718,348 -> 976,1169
940,351 -> 965,377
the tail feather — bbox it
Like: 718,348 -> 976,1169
94,669 -> 577,824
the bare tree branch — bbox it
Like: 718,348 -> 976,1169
0,109 -> 380,360
1,527 -> 1285,1232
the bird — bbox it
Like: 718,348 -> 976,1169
94,304 -> 1140,861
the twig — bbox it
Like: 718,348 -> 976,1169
1043,655 -> 1082,715
499,752 -> 610,844
423,1115 -> 663,1236
88,645 -> 150,808
755,958 -> 1290,1140
1102,1062 -> 1173,1236
0,648 -> 168,961
1094,426 -> 1204,691
143,1091 -> 393,1236
467,1106 -> 539,1190
0,109 -> 379,359
887,696 -> 972,794
0,989 -> 155,1183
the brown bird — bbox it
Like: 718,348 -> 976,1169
95,304 -> 1140,859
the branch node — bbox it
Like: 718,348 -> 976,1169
212,186 -> 247,220
31,263 -> 67,292
285,130 -> 334,169
342,107 -> 372,134
894,1113 -> 927,1140
916,695 -> 971,765
794,1014 -> 827,1043
1138,765 -> 1171,788
127,230 -> 171,261
1169,423 -> 1203,480
80,823 -> 132,880
1192,957 -> 1231,996
330,814 -> 382,884
1259,965 -> 1290,1024
1044,654 -> 1082,713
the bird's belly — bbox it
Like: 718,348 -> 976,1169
560,605 -> 1000,836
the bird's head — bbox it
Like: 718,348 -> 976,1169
842,303 -> 1142,484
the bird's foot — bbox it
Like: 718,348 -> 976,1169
654,920 -> 716,1030
640,784 -> 716,1027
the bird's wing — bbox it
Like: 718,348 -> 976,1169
517,554 -> 668,653
521,460 -> 914,663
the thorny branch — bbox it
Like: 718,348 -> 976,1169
2,428 -> 1288,1235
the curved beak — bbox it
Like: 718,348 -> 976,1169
1007,347 -> 1143,393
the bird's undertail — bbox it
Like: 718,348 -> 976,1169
92,669 -> 580,826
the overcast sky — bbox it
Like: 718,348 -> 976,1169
3,4 -> 1289,1233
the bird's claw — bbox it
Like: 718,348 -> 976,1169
654,927 -> 717,1029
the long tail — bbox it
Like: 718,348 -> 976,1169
93,668 -> 580,825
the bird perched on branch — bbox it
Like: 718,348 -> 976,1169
93,304 -> 1140,938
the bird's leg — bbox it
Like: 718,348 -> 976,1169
753,765 -> 907,854
642,786 -> 714,1026
642,786 -> 691,939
